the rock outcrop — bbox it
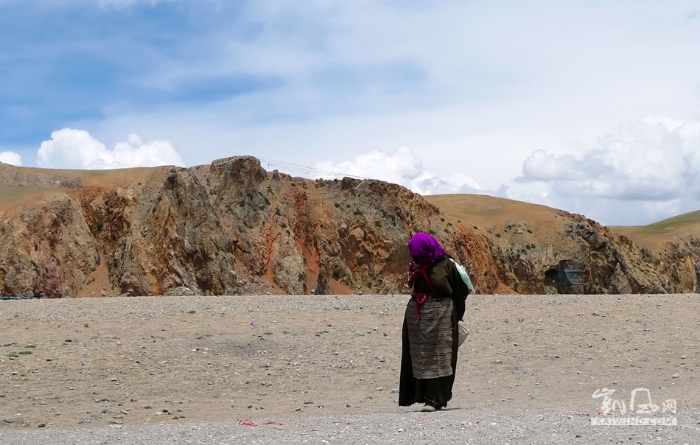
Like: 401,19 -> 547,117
0,158 -> 698,297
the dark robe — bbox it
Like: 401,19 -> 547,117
399,257 -> 469,409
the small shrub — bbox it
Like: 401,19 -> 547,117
332,270 -> 340,280
18,351 -> 32,355
440,218 -> 445,222
280,222 -> 287,229
353,209 -> 363,216
495,233 -> 501,238
275,208 -> 281,216
334,202 -> 340,208
96,221 -> 104,232
298,273 -> 305,282
527,229 -> 533,234
374,221 -> 381,228
238,200 -> 245,208
187,310 -> 196,314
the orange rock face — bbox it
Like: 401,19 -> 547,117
0,158 -> 697,297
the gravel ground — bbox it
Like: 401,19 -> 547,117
2,293 -> 700,443
2,408 -> 699,444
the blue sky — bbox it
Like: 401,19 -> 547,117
1,0 -> 700,225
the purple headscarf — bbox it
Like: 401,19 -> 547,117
408,232 -> 446,265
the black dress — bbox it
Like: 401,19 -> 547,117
398,257 -> 469,409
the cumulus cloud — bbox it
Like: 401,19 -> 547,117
0,151 -> 22,166
509,115 -> 700,224
313,146 -> 482,195
37,128 -> 185,170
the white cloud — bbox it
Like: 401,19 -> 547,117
313,146 -> 482,195
509,115 -> 700,224
0,151 -> 22,166
37,128 -> 185,170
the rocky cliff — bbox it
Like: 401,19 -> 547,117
0,157 -> 697,297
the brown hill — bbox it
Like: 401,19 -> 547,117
425,194 -> 700,294
1,158 -> 698,297
610,210 -> 700,251
0,157 -> 503,297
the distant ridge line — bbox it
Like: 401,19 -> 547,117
211,155 -> 367,181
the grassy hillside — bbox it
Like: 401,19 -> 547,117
610,210 -> 700,250
425,193 -> 700,252
423,194 -> 569,231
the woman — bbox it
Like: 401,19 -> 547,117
399,232 -> 470,412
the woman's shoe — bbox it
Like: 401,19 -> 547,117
421,403 -> 436,412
